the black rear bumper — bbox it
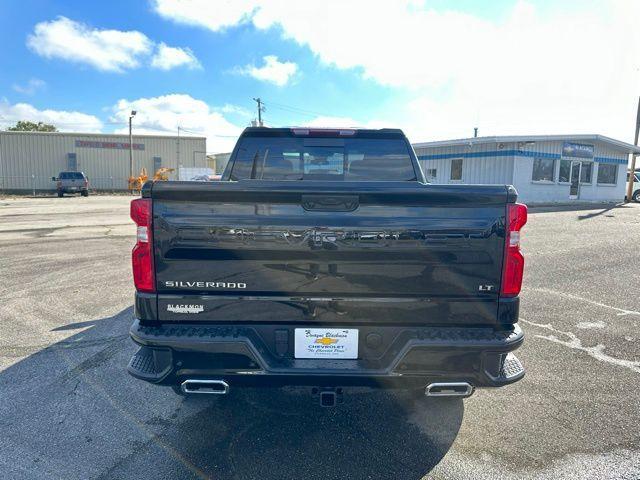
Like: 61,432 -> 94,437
128,320 -> 524,390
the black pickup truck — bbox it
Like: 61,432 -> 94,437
127,127 -> 527,406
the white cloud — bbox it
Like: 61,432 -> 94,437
0,99 -> 103,132
152,0 -> 640,142
12,78 -> 46,96
0,95 -> 242,150
110,94 -> 242,152
27,16 -> 201,72
217,104 -> 253,118
305,116 -> 389,130
153,0 -> 259,31
305,116 -> 359,128
27,16 -> 153,72
235,55 -> 298,86
151,43 -> 201,70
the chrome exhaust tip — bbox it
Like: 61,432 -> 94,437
425,382 -> 474,397
181,379 -> 229,395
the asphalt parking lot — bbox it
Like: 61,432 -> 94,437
0,195 -> 639,480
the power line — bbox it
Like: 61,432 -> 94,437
0,119 -> 238,138
0,119 -> 105,128
264,103 -> 314,118
178,126 -> 207,135
261,99 -> 335,119
179,126 -> 238,138
1,97 -> 338,133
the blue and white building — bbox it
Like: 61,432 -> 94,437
412,134 -> 639,204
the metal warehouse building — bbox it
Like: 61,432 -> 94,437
413,134 -> 639,204
0,131 -> 206,192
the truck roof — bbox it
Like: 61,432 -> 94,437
241,127 -> 407,139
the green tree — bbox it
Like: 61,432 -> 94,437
7,121 -> 58,132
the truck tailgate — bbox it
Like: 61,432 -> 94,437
151,181 -> 512,325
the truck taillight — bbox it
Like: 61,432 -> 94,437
500,203 -> 527,297
130,198 -> 155,292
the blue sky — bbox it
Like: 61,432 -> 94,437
1,0 -> 638,152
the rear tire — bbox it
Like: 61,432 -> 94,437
81,190 -> 89,197
633,190 -> 640,202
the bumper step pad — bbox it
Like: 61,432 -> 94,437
500,352 -> 525,380
128,346 -> 172,382
129,349 -> 155,375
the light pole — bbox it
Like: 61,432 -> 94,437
177,125 -> 181,167
626,97 -> 639,202
129,110 -> 137,184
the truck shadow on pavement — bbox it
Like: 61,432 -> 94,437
0,307 -> 463,480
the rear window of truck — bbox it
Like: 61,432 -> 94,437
59,172 -> 84,179
229,137 -> 417,181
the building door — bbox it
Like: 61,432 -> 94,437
67,153 -> 77,171
569,161 -> 582,199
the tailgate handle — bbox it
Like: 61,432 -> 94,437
301,195 -> 359,212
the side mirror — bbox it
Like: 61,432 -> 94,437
51,177 -> 57,181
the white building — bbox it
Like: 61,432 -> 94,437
0,131 -> 206,192
412,134 -> 639,204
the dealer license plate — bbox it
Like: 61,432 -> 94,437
294,328 -> 359,359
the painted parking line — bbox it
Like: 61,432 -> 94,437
520,318 -> 640,374
527,287 -> 640,317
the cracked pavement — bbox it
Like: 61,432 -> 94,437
0,195 -> 638,479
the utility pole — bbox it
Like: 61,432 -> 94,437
626,97 -> 640,202
253,97 -> 265,126
128,110 -> 137,186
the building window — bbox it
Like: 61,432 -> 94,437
580,161 -> 592,184
425,168 -> 437,180
559,159 -> 592,184
532,158 -> 555,182
450,158 -> 463,181
597,163 -> 617,185
558,160 -> 571,183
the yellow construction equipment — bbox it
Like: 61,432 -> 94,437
128,167 -> 175,191
128,168 -> 148,191
153,167 -> 175,181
